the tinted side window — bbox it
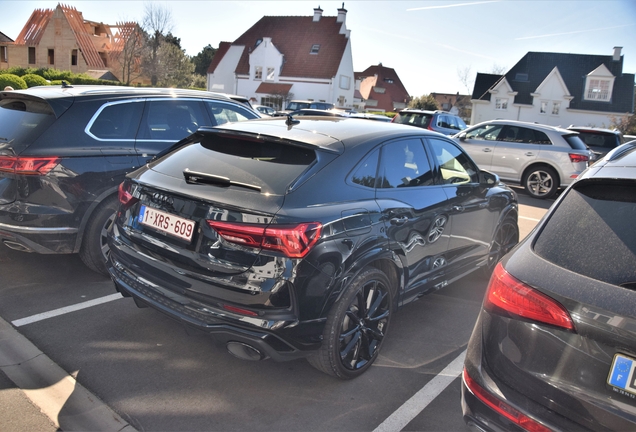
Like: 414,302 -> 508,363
205,101 -> 257,126
534,182 -> 636,288
88,101 -> 144,140
429,138 -> 479,185
465,124 -> 504,141
351,148 -> 379,188
378,139 -> 433,188
139,100 -> 207,141
563,134 -> 588,150
501,126 -> 552,145
394,112 -> 432,128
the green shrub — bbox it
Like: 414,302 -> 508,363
0,74 -> 27,90
22,73 -> 50,87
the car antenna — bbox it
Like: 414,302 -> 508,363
285,113 -> 300,128
61,80 -> 73,88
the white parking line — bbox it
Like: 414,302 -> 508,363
11,293 -> 124,327
373,350 -> 466,432
519,215 -> 540,222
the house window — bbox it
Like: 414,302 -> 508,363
384,78 -> 394,84
339,75 -> 350,90
495,98 -> 508,110
99,52 -> 108,67
266,67 -> 275,81
373,87 -> 386,94
28,47 -> 35,64
0,46 -> 7,63
551,102 -> 560,115
540,101 -> 548,114
586,79 -> 611,101
254,66 -> 262,80
310,44 -> 320,54
71,49 -> 77,66
48,49 -> 54,65
261,96 -> 282,110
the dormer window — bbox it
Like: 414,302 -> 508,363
310,44 -> 320,54
384,78 -> 394,84
583,64 -> 615,102
255,38 -> 262,48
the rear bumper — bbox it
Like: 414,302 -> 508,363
108,257 -> 319,362
0,222 -> 77,253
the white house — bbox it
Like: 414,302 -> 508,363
207,6 -> 355,110
470,47 -> 634,128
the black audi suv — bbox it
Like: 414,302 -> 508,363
107,116 -> 519,378
0,85 -> 259,275
462,142 -> 636,430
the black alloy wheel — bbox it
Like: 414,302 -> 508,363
483,217 -> 519,275
308,267 -> 393,379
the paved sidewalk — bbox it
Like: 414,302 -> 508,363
0,316 -> 136,431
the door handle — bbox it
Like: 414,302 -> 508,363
525,152 -> 535,156
482,148 -> 492,152
390,216 -> 408,226
452,205 -> 464,213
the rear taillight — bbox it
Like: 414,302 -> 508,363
207,220 -> 322,258
485,263 -> 574,331
117,180 -> 138,210
569,153 -> 589,163
0,156 -> 60,175
463,368 -> 552,432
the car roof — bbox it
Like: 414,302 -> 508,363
398,109 -> 451,115
580,142 -> 636,180
470,119 -> 573,134
200,116 -> 438,153
567,126 -> 622,135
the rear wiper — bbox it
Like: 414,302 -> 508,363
183,168 -> 261,192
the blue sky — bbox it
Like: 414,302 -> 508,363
2,1 -> 635,97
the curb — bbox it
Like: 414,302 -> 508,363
0,316 -> 136,431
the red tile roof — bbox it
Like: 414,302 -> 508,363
211,15 -> 348,79
358,64 -> 410,112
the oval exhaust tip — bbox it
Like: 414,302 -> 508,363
226,341 -> 266,361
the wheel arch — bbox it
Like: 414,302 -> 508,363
521,162 -> 562,187
72,186 -> 119,252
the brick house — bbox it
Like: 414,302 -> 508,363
0,3 -> 144,84
206,6 -> 354,110
356,64 -> 410,112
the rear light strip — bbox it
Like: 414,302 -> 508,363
117,181 -> 139,210
207,220 -> 322,258
463,368 -> 552,432
0,156 -> 60,175
569,153 -> 589,163
485,263 -> 574,331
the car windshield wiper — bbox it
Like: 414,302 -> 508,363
183,169 -> 261,192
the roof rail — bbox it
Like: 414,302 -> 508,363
607,142 -> 636,162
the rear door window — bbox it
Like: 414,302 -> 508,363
139,99 -> 208,141
378,138 -> 434,188
533,182 -> 636,288
87,100 -> 144,141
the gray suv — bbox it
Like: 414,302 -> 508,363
455,120 -> 593,199
392,109 -> 467,136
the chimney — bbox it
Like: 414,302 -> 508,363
337,3 -> 347,23
613,46 -> 622,61
313,6 -> 323,22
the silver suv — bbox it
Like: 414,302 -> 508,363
454,120 -> 592,199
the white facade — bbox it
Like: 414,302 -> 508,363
471,66 -> 630,128
206,45 -> 244,93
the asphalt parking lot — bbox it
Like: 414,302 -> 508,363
0,188 -> 550,431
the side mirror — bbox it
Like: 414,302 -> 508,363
458,132 -> 467,141
479,170 -> 499,187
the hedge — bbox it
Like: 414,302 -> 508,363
0,74 -> 28,90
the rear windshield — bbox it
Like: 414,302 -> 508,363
393,112 -> 433,128
533,182 -> 636,289
152,135 -> 317,195
563,133 -> 589,150
576,131 -> 622,150
0,99 -> 56,150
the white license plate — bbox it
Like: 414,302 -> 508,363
608,353 -> 636,397
138,205 -> 195,242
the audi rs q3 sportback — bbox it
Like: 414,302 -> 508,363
108,116 -> 519,378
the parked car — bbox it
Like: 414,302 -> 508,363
0,85 -> 259,275
252,105 -> 276,116
567,125 -> 625,157
348,113 -> 393,122
454,120 -> 593,199
107,116 -> 519,379
462,141 -> 636,431
392,109 -> 467,136
274,100 -> 336,116
288,108 -> 347,117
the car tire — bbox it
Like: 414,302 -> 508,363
523,166 -> 559,199
483,217 -> 519,276
307,267 -> 393,379
79,195 -> 119,276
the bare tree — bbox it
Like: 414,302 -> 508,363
491,63 -> 507,75
109,22 -> 148,85
457,66 -> 474,95
142,2 -> 174,86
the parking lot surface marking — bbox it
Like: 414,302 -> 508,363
11,294 -> 123,327
519,215 -> 540,222
373,350 -> 466,432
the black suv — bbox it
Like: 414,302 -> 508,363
0,85 -> 259,275
567,126 -> 625,157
